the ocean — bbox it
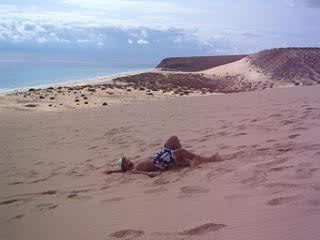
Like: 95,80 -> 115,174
0,60 -> 153,93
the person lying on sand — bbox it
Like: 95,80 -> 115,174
105,136 -> 222,177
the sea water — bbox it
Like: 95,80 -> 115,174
0,60 -> 152,93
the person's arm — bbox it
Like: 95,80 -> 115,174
132,169 -> 161,178
105,169 -> 123,175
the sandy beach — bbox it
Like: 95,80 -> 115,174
0,72 -> 220,112
1,84 -> 320,240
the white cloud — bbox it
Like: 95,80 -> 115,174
76,39 -> 92,43
137,39 -> 150,45
173,37 -> 182,43
0,0 -> 319,55
140,29 -> 148,38
37,37 -> 47,43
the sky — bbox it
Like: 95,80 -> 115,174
0,0 -> 320,65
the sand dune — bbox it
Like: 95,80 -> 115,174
249,48 -> 320,84
202,57 -> 278,90
202,47 -> 320,90
1,85 -> 320,240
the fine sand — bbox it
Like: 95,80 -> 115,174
1,85 -> 320,240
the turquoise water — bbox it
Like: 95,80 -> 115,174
0,61 -> 152,92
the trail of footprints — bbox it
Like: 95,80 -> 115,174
108,222 -> 227,239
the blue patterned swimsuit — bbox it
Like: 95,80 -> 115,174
153,147 -> 176,170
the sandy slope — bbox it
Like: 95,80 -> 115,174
249,48 -> 320,84
1,86 -> 320,240
202,57 -> 267,82
201,57 -> 289,90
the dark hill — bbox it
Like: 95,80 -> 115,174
249,47 -> 320,84
157,55 -> 247,72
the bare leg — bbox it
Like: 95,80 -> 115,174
172,148 -> 198,167
192,153 -> 222,166
164,136 -> 182,150
163,136 -> 222,168
173,148 -> 222,167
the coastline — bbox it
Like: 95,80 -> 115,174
0,70 -> 223,112
2,47 -> 320,112
0,68 -> 154,96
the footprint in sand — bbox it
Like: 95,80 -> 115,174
269,165 -> 294,172
11,214 -> 24,220
88,145 -> 99,150
153,178 -> 170,185
8,181 -> 24,185
288,134 -> 300,139
269,113 -> 283,118
267,195 -> 299,206
41,190 -> 57,195
281,120 -> 295,126
109,229 -> 144,239
178,186 -> 210,198
295,168 -> 319,179
312,184 -> 320,191
101,197 -> 124,203
224,194 -> 250,200
0,199 -> 21,206
308,199 -> 320,207
33,161 -> 43,166
232,132 -> 247,137
179,223 -> 226,236
36,203 -> 59,211
30,177 -> 50,184
144,187 -> 168,194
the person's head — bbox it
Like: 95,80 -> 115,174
118,157 -> 134,172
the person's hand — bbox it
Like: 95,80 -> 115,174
105,170 -> 112,175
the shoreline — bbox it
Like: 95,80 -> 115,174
0,67 -> 302,112
0,71 -> 225,112
0,68 -> 154,95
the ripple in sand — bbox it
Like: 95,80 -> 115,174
144,187 -> 168,194
267,195 -> 300,206
101,197 -> 124,203
0,199 -> 20,205
109,229 -> 144,239
180,223 -> 226,236
178,186 -> 210,198
11,214 -> 24,220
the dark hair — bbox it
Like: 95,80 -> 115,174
120,164 -> 126,172
121,161 -> 133,172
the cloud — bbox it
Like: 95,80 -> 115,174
140,30 -> 148,38
286,0 -> 320,8
0,0 -> 319,58
137,39 -> 150,45
37,37 -> 47,44
173,37 -> 182,43
305,0 -> 320,7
